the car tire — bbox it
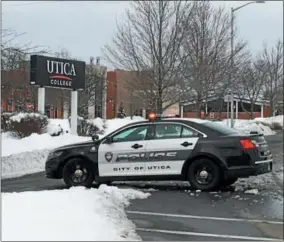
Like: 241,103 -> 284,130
222,178 -> 238,187
63,158 -> 94,188
187,158 -> 221,191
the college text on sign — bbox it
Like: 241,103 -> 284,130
30,55 -> 86,90
47,60 -> 76,87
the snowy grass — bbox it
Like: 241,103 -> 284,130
2,185 -> 151,241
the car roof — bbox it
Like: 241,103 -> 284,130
121,118 -> 211,131
105,118 -> 238,138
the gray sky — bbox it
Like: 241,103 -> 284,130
2,1 -> 283,67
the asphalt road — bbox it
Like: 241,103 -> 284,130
1,131 -> 283,241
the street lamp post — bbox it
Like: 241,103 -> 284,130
230,1 -> 265,128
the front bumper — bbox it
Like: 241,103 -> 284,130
45,157 -> 62,179
226,159 -> 273,178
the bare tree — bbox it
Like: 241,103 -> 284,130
260,40 -> 283,115
235,58 -> 266,118
181,1 -> 247,117
103,1 -> 194,113
1,28 -> 49,112
78,63 -> 107,118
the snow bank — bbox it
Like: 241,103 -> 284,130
218,119 -> 276,136
254,115 -> 283,130
1,134 -> 91,179
1,149 -> 50,179
2,186 -> 150,241
2,133 -> 90,157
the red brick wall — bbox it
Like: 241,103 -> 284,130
106,71 -> 117,119
184,107 -> 272,120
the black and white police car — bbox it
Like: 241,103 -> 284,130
45,114 -> 273,191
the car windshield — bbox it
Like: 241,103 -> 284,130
201,121 -> 240,135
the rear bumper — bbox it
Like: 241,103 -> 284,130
226,159 -> 273,178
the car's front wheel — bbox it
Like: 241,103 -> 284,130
187,158 -> 221,191
63,158 -> 94,188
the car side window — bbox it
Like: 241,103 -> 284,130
181,126 -> 201,138
154,124 -> 182,139
112,125 -> 150,143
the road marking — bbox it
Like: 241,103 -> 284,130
127,210 -> 283,225
136,228 -> 282,241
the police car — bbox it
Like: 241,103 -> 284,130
45,114 -> 273,191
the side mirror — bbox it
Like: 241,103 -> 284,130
105,136 -> 113,144
92,134 -> 99,141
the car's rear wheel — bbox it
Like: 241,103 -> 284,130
187,158 -> 221,191
63,158 -> 94,188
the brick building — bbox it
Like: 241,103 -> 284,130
1,70 -> 70,118
180,95 -> 274,119
106,69 -> 145,119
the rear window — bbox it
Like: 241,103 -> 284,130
201,121 -> 239,135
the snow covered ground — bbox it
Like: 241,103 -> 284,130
2,185 -> 150,241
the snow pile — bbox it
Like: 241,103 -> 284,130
254,115 -> 283,130
87,117 -> 105,131
1,134 -> 91,179
2,149 -> 50,179
218,119 -> 276,136
235,172 -> 283,196
2,186 -> 150,241
48,118 -> 71,134
2,133 -> 90,157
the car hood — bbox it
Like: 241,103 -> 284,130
54,140 -> 94,151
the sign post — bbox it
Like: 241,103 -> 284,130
71,90 -> 78,135
30,55 -> 86,135
37,87 -> 45,114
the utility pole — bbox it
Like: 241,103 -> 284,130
229,1 -> 265,128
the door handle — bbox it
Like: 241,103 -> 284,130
181,142 -> 193,147
131,144 -> 143,149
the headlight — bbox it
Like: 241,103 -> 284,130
48,150 -> 64,159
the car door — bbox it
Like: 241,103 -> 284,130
98,123 -> 153,177
145,122 -> 203,176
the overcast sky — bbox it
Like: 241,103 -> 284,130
2,1 -> 283,67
